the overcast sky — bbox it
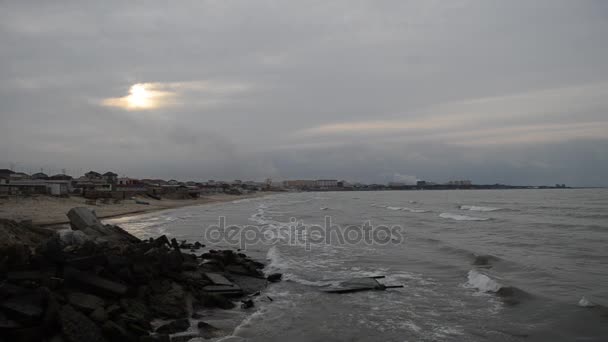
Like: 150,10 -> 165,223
1,0 -> 607,186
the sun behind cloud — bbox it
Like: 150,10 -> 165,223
102,83 -> 173,110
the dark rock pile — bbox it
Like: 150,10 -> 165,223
0,207 -> 279,342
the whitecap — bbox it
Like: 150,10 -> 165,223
465,270 -> 502,293
460,205 -> 501,212
440,213 -> 489,221
578,296 -> 596,308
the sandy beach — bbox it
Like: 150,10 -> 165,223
0,192 -> 274,226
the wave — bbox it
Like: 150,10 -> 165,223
320,207 -> 330,211
465,270 -> 530,305
466,269 -> 502,292
440,213 -> 490,221
460,205 -> 502,212
578,296 -> 596,308
265,246 -> 290,273
380,206 -> 428,213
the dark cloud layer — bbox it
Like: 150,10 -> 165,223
1,1 -> 607,186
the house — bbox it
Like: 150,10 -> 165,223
117,177 -> 139,186
85,171 -> 103,180
49,174 -> 72,181
0,169 -> 15,178
2,180 -> 70,196
167,179 -> 180,185
9,172 -> 31,181
31,172 -> 49,180
103,172 -> 118,184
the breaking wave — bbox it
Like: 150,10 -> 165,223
460,205 -> 502,212
466,269 -> 502,293
440,213 -> 490,221
380,205 -> 429,213
265,246 -> 290,273
578,297 -> 596,308
465,270 -> 530,305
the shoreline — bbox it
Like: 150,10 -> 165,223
0,191 -> 277,227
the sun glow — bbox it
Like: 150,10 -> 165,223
102,83 -> 171,111
127,84 -> 152,109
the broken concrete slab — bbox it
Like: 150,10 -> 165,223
0,293 -> 45,322
204,273 -> 233,286
64,267 -> 128,297
67,292 -> 105,314
202,285 -> 243,295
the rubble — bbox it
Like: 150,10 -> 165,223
0,207 -> 271,341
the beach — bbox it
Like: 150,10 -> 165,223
0,192 -> 274,226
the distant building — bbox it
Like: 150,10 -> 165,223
31,172 -> 49,180
447,180 -> 472,186
49,174 -> 72,181
117,177 -> 139,186
316,179 -> 338,188
10,172 -> 31,181
103,172 -> 118,184
0,169 -> 15,178
85,171 -> 102,180
283,180 -> 317,189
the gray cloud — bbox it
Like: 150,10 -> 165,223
1,0 -> 607,186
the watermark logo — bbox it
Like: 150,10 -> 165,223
204,216 -> 403,250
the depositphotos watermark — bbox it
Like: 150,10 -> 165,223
204,216 -> 404,250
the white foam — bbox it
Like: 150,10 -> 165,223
440,213 -> 489,221
386,206 -> 402,211
460,205 -> 501,212
265,246 -> 289,273
578,296 -> 596,308
465,270 -> 502,293
320,207 -> 329,211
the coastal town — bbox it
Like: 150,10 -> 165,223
0,168 -> 569,200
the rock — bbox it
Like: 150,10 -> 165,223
90,307 -> 107,323
66,207 -> 140,244
67,207 -> 101,231
64,267 -> 128,297
149,282 -> 187,318
66,255 -> 107,270
120,298 -> 151,322
101,320 -> 133,341
171,333 -> 203,342
191,313 -> 204,319
140,334 -> 170,342
155,318 -> 190,334
240,299 -> 254,309
266,273 -> 282,283
68,292 -> 105,314
0,293 -> 45,323
197,321 -> 225,339
195,293 -> 235,310
58,305 -> 106,342
57,229 -> 90,247
105,304 -> 122,318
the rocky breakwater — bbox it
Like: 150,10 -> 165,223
0,207 -> 280,342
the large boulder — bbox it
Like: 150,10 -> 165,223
66,207 -> 140,245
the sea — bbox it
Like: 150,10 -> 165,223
106,189 -> 608,341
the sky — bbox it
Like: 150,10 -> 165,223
1,0 -> 607,186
